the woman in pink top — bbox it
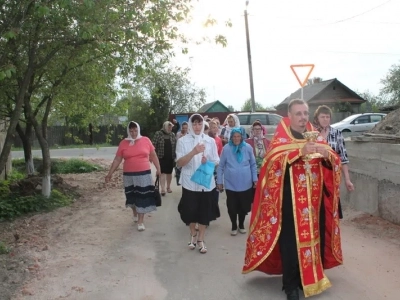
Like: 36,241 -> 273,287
105,121 -> 161,232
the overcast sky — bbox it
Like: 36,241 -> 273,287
172,0 -> 400,111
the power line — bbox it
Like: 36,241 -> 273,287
323,0 -> 393,25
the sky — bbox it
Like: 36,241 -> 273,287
172,0 -> 400,111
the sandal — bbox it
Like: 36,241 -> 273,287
167,188 -> 172,193
197,241 -> 207,254
161,191 -> 166,196
188,233 -> 197,250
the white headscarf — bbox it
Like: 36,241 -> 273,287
188,114 -> 206,144
125,121 -> 142,145
162,121 -> 173,132
224,114 -> 241,140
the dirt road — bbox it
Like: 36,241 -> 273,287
2,161 -> 400,300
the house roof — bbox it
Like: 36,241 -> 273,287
197,100 -> 230,113
277,78 -> 365,109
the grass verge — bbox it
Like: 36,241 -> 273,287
12,158 -> 103,174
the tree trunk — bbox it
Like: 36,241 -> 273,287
16,122 -> 35,175
35,122 -> 51,197
25,100 -> 52,197
0,65 -> 35,175
89,123 -> 93,145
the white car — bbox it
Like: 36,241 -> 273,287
331,113 -> 386,132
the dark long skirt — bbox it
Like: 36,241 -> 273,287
178,187 -> 213,226
123,170 -> 156,214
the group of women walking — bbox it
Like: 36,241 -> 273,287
104,105 -> 354,253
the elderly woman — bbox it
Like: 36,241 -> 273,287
217,128 -> 257,236
220,114 -> 246,145
176,114 -> 220,254
245,121 -> 270,175
105,121 -> 161,232
153,121 -> 177,196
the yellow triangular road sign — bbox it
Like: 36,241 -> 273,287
290,64 -> 315,87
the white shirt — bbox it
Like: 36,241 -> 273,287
176,134 -> 220,192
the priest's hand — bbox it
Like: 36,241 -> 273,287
315,146 -> 329,158
301,142 -> 316,156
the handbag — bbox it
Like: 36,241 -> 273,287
190,161 -> 215,189
154,176 -> 162,207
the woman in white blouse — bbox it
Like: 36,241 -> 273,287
176,114 -> 220,254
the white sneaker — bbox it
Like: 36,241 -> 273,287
238,228 -> 247,234
133,215 -> 138,223
231,230 -> 238,236
137,223 -> 145,231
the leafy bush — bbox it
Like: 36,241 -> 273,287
53,159 -> 101,174
0,188 -> 73,222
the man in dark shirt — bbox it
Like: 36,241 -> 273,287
171,119 -> 180,134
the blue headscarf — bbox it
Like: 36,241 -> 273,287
228,128 -> 247,163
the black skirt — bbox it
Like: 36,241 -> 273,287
160,158 -> 174,174
178,187 -> 213,226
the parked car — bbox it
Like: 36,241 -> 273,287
236,112 -> 283,136
331,113 -> 386,132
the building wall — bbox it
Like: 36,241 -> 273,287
340,141 -> 400,225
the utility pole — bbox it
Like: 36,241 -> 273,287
245,1 -> 256,112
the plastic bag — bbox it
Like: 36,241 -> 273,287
190,161 -> 215,189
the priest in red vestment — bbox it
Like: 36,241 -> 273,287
242,99 -> 343,300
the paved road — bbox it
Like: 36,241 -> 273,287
11,147 -> 118,160
12,148 -> 400,300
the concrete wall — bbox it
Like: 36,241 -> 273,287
340,141 -> 400,225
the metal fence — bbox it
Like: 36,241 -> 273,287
12,125 -> 127,148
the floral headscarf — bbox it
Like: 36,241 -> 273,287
228,128 -> 247,163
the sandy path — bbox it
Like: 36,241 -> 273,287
4,167 -> 400,300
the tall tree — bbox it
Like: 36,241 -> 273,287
358,90 -> 388,113
0,0 -> 195,196
226,105 -> 235,112
380,62 -> 400,105
241,99 -> 265,111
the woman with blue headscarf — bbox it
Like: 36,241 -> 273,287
217,128 -> 257,236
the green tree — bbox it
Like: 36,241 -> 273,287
226,105 -> 235,112
241,99 -> 266,111
0,0 -> 194,197
126,65 -> 206,136
358,90 -> 388,113
380,62 -> 400,105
